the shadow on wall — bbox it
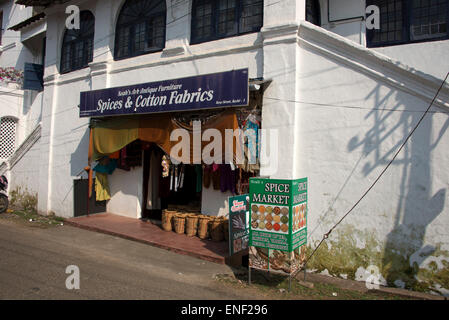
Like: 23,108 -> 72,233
348,83 -> 449,290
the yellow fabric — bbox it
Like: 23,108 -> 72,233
95,172 -> 111,201
90,111 -> 240,163
91,118 -> 139,161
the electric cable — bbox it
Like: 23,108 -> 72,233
292,70 -> 449,279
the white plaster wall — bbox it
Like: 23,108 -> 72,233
201,187 -> 233,217
296,23 -> 449,292
320,0 -> 366,46
9,137 -> 40,195
318,0 -> 449,81
36,0 -> 269,217
107,166 -> 143,219
374,42 -> 449,81
0,2 -> 34,69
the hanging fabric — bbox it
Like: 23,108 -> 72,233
95,172 -> 111,201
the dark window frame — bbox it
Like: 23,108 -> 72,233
60,11 -> 95,74
114,0 -> 166,61
0,11 -> 3,45
190,0 -> 263,45
367,0 -> 449,48
306,0 -> 321,26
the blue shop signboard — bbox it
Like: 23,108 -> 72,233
79,69 -> 249,117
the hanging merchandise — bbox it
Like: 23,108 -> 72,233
220,164 -> 237,194
194,164 -> 202,193
93,156 -> 117,201
242,113 -> 261,173
161,155 -> 170,178
203,164 -> 211,189
95,172 -> 111,201
211,163 -> 221,190
178,164 -> 185,190
147,149 -> 162,210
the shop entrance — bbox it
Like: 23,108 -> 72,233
141,144 -> 201,221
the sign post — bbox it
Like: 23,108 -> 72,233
248,178 -> 308,288
228,194 -> 250,256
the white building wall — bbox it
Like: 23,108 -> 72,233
297,22 -> 449,295
8,136 -> 41,196
12,0 -> 448,295
0,2 -> 34,69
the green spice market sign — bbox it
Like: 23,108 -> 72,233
249,178 -> 308,252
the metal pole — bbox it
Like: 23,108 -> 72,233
248,265 -> 251,285
289,274 -> 292,292
304,264 -> 306,281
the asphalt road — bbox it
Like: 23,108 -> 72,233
0,217 -> 261,300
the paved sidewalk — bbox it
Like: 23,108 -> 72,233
66,213 -> 229,264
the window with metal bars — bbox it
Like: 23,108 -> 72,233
60,11 -> 95,74
114,0 -> 166,60
0,11 -> 3,46
0,117 -> 17,160
191,0 -> 263,45
367,0 -> 449,47
306,0 -> 321,26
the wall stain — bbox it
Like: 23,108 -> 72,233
305,224 -> 449,296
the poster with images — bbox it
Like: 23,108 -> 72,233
249,177 -> 308,275
228,194 -> 250,255
248,245 -> 307,274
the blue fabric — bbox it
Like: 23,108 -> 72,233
243,120 -> 259,163
93,158 -> 118,175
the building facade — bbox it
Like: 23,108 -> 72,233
2,0 -> 449,296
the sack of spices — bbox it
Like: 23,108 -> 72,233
210,217 -> 224,242
161,209 -> 177,232
198,215 -> 211,239
173,213 -> 187,234
185,214 -> 199,237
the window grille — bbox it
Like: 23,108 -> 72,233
0,117 -> 17,159
367,0 -> 449,47
114,0 -> 166,60
191,0 -> 263,44
60,11 -> 95,74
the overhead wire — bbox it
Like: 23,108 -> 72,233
292,71 -> 449,279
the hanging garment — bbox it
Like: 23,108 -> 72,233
203,165 -> 211,188
219,164 -> 237,194
194,164 -> 202,193
161,155 -> 170,177
93,157 -> 117,174
243,117 -> 260,165
211,164 -> 221,190
147,149 -> 162,210
95,172 -> 111,201
178,164 -> 185,189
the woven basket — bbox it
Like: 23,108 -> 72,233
210,217 -> 224,242
185,214 -> 200,237
173,213 -> 187,234
198,215 -> 211,239
161,209 -> 177,232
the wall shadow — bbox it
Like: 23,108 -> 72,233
348,83 -> 449,289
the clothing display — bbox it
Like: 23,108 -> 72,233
95,172 -> 111,201
194,164 -> 202,193
93,157 -> 116,202
146,148 -> 162,210
203,165 -> 211,189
